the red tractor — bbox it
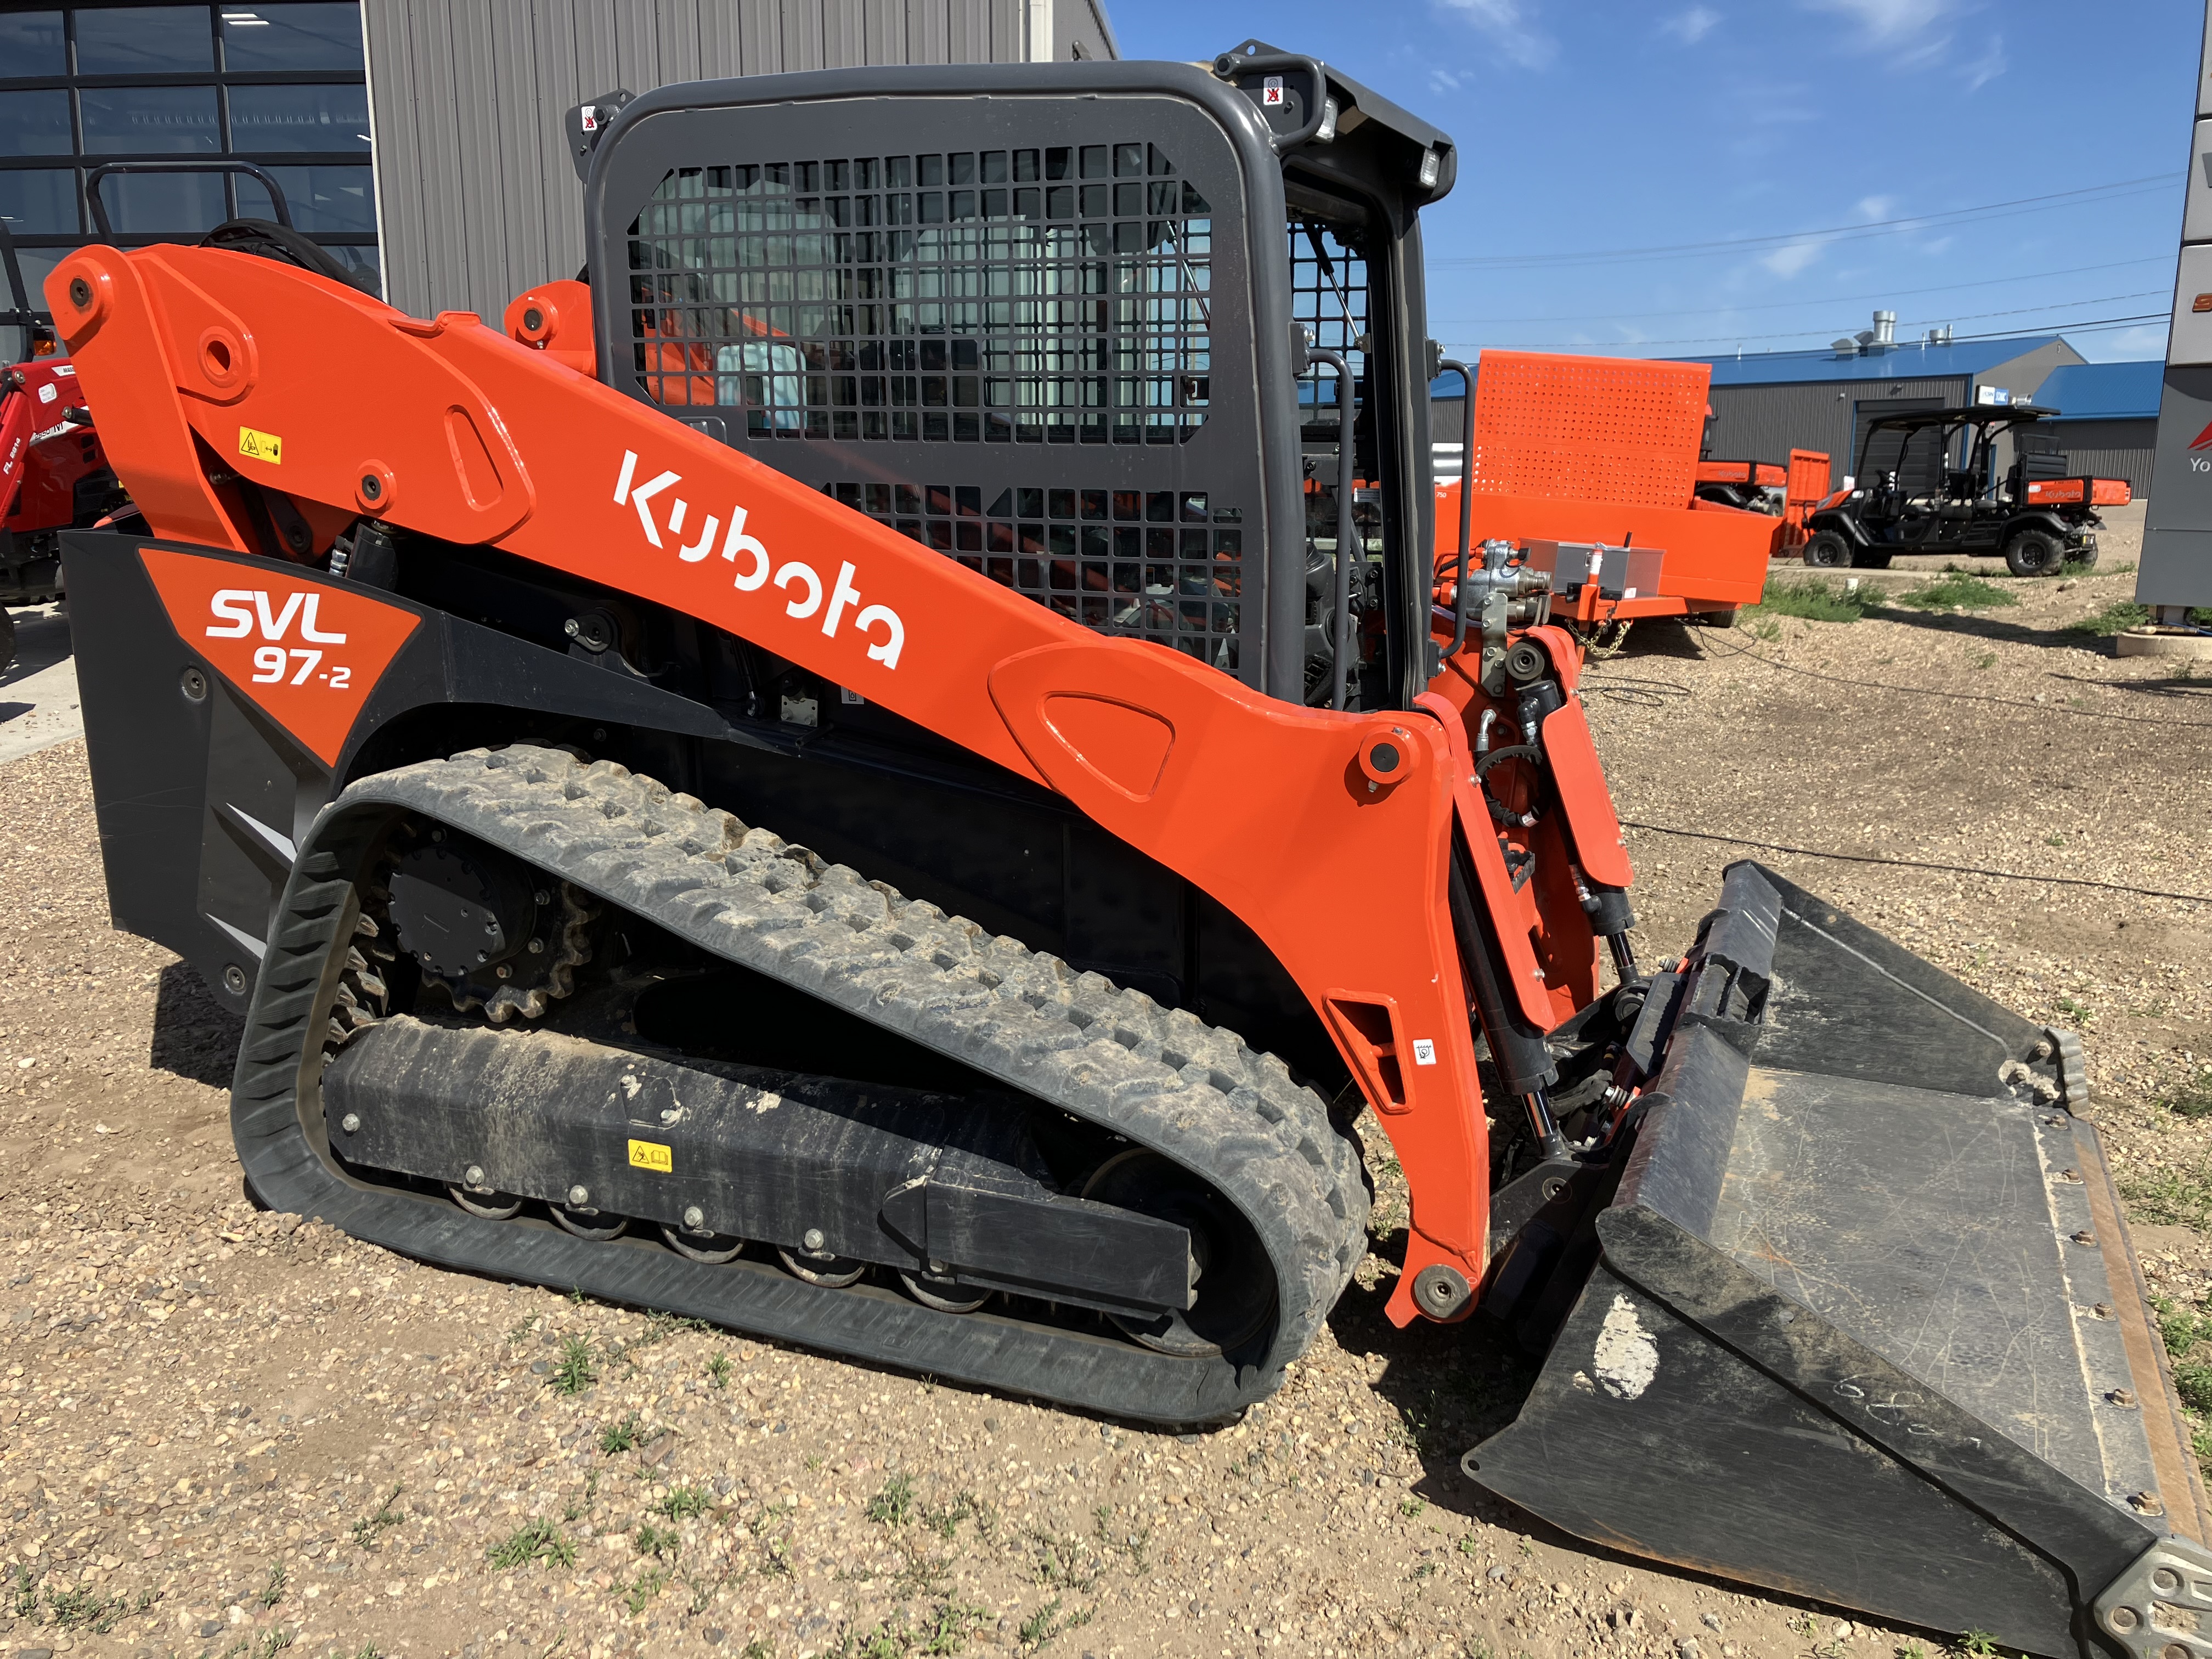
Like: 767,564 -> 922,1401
1,162 -> 348,668
0,217 -> 120,669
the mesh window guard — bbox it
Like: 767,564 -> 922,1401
827,479 -> 1242,672
1291,221 -> 1367,417
628,143 -> 1214,447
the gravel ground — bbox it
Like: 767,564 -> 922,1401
4,505 -> 2210,1659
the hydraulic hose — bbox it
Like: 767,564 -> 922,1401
1437,358 -> 1476,660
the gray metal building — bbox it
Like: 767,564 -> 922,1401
365,0 -> 1119,322
1,0 -> 379,332
2034,360 -> 2162,494
1,0 -> 1117,340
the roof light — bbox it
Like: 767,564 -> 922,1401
1418,148 -> 1440,189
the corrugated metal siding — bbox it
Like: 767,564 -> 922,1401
2050,417 -> 2159,495
1705,376 -> 1970,488
365,0 -> 1082,320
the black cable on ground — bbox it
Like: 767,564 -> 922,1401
1580,674 -> 1693,708
1618,818 -> 2212,906
1689,631 -> 2212,729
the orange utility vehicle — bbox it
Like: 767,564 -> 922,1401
46,47 -> 2210,1654
1432,352 -> 1780,634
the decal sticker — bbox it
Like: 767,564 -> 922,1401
1410,1038 -> 1437,1066
139,547 -> 421,766
613,448 -> 906,669
1262,75 -> 1284,106
627,1138 -> 673,1173
238,425 -> 283,464
37,383 -> 57,404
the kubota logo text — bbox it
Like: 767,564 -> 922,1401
207,588 -> 353,687
614,450 -> 905,668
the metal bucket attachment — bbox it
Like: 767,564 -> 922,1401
1467,863 -> 2212,1658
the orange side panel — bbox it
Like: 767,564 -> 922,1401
1468,351 -> 1711,510
2027,477 -> 2133,507
1695,460 -> 1785,488
1786,448 -> 1831,506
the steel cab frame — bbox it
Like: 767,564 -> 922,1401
577,42 -> 1455,716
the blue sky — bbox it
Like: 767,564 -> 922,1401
1104,0 -> 2199,364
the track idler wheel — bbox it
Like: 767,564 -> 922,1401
448,1183 -> 523,1220
778,1243 -> 865,1287
1081,1149 -> 1272,1357
900,1270 -> 989,1313
552,1197 -> 627,1240
662,1221 -> 745,1265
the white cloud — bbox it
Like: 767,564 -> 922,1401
2094,323 -> 2169,361
1804,0 -> 1964,44
1803,0 -> 1973,67
1434,0 -> 1556,69
1855,194 -> 1897,221
1919,234 -> 1955,256
1963,32 -> 2006,90
1760,240 -> 1827,278
1661,6 -> 1723,43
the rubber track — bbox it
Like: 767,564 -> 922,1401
234,746 -> 1369,1423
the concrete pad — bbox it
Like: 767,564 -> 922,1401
2115,627 -> 2212,659
0,602 -> 81,765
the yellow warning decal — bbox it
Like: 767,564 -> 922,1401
238,425 -> 283,464
627,1138 -> 673,1173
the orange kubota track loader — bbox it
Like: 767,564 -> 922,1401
45,47 -> 2212,1654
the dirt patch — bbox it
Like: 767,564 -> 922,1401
4,517 -> 2209,1659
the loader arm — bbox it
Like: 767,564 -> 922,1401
47,240 -> 1514,1322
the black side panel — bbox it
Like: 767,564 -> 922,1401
60,529 -> 759,1014
67,532 -> 227,970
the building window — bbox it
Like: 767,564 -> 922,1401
0,0 -> 375,350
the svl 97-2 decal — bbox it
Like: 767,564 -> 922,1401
140,547 -> 422,766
